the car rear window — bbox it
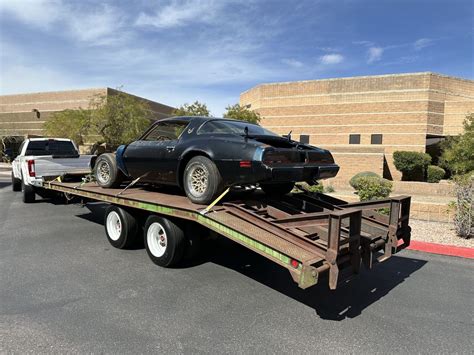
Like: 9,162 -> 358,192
198,120 -> 278,136
25,140 -> 78,156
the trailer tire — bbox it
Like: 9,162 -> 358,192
95,153 -> 124,188
12,172 -> 21,191
104,205 -> 138,249
144,215 -> 185,267
22,180 -> 35,203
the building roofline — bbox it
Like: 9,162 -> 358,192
241,72 -> 474,95
0,87 -> 108,98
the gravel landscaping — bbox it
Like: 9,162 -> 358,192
409,219 -> 473,248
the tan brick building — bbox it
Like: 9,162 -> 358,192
240,72 -> 474,181
0,88 -> 174,138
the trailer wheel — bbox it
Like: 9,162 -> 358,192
104,205 -> 138,249
21,180 -> 35,203
11,172 -> 21,192
144,215 -> 185,267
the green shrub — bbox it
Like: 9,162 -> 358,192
427,165 -> 445,183
393,151 -> 431,181
297,182 -> 323,193
354,176 -> 393,201
349,171 -> 381,190
324,185 -> 335,193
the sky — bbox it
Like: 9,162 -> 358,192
0,0 -> 473,115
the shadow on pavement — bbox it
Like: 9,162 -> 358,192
0,181 -> 12,189
71,201 -> 427,320
205,237 -> 426,320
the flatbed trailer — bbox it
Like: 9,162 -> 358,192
42,180 -> 411,290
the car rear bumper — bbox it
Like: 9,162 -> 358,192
261,164 -> 340,182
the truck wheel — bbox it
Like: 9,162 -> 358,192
183,156 -> 223,205
11,172 -> 21,191
261,182 -> 295,196
104,205 -> 138,249
21,180 -> 35,203
95,153 -> 124,188
144,215 -> 185,267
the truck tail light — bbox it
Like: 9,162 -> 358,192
239,160 -> 251,168
27,159 -> 35,177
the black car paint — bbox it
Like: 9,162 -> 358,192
117,116 -> 339,188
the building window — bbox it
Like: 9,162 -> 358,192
371,134 -> 383,144
299,134 -> 310,144
349,134 -> 360,144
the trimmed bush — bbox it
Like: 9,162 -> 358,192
427,165 -> 445,183
393,151 -> 431,181
354,176 -> 393,201
349,171 -> 381,190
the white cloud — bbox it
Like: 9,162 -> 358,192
136,0 -> 227,29
320,53 -> 344,65
0,0 -> 125,45
367,46 -> 383,63
414,38 -> 434,51
282,58 -> 304,68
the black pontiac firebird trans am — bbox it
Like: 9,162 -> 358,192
94,116 -> 339,204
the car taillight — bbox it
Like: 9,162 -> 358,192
239,160 -> 251,168
27,160 -> 35,177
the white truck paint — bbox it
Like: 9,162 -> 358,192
12,138 -> 94,188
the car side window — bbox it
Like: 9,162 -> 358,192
143,121 -> 189,142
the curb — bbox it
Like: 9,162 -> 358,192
407,240 -> 474,259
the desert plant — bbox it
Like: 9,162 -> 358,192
297,182 -> 324,193
393,151 -> 431,181
354,176 -> 392,201
427,165 -> 445,183
224,104 -> 261,124
452,174 -> 473,239
349,171 -> 381,190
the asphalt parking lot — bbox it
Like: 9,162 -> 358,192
0,176 -> 473,354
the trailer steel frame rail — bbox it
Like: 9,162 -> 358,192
44,181 -> 411,290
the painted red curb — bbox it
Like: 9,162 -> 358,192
406,240 -> 474,259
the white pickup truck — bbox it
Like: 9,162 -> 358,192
11,138 -> 95,202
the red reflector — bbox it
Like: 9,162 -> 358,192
290,259 -> 299,268
27,159 -> 35,177
239,160 -> 251,168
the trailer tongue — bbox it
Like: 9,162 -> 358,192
43,180 -> 411,290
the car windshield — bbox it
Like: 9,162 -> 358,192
198,120 -> 279,136
25,140 -> 78,156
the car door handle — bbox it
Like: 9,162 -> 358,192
166,146 -> 175,152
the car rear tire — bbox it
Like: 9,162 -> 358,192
22,180 -> 35,203
183,156 -> 223,204
104,205 -> 138,249
261,182 -> 295,196
144,215 -> 185,267
95,153 -> 124,188
11,172 -> 21,191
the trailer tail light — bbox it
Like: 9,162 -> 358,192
239,160 -> 251,168
27,160 -> 35,177
290,259 -> 299,269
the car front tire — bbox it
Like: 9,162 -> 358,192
95,153 -> 124,188
183,156 -> 223,204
